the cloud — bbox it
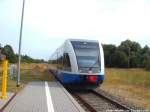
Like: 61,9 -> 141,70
0,0 -> 150,59
24,0 -> 150,39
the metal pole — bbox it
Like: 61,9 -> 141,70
17,0 -> 25,87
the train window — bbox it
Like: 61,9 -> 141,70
63,53 -> 71,71
71,41 -> 100,69
71,41 -> 99,49
57,56 -> 63,69
75,49 -> 100,68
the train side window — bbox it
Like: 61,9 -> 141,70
58,55 -> 63,69
63,53 -> 71,71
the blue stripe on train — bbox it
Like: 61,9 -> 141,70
98,75 -> 104,81
56,72 -> 104,84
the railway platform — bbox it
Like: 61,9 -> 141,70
0,92 -> 14,110
3,81 -> 85,112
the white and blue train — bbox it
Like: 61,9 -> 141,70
50,39 -> 105,88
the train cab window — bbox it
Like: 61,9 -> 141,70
63,53 -> 71,71
71,41 -> 101,71
76,49 -> 100,68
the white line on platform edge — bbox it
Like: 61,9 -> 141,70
45,81 -> 54,112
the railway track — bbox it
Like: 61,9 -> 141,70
50,69 -> 132,112
71,90 -> 131,112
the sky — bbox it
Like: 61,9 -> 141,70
0,0 -> 150,60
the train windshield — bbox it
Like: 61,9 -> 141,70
71,41 -> 100,69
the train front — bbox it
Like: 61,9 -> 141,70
70,40 -> 105,88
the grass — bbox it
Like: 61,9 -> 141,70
104,68 -> 150,87
0,63 -> 55,93
1,64 -> 150,109
101,68 -> 150,109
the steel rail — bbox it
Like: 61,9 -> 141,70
91,90 -> 131,111
73,92 -> 97,112
72,90 -> 132,112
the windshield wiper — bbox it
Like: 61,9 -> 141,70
88,56 -> 99,69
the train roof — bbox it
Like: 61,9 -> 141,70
66,39 -> 99,43
50,39 -> 101,60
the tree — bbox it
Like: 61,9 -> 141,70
1,45 -> 16,63
145,60 -> 150,71
113,50 -> 128,68
103,44 -> 116,67
119,40 -> 141,54
118,39 -> 141,68
21,55 -> 34,63
140,45 -> 150,70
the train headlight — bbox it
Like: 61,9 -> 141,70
87,75 -> 98,83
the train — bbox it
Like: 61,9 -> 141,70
50,39 -> 105,89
